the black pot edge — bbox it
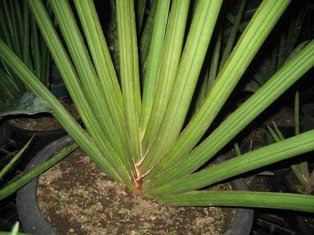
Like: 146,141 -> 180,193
17,136 -> 253,235
0,121 -> 11,146
216,156 -> 254,235
16,136 -> 72,235
9,122 -> 66,136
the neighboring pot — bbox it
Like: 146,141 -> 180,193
296,215 -> 314,235
17,136 -> 253,235
8,119 -> 66,167
0,120 -> 11,147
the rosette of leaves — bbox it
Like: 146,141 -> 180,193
0,0 -> 314,213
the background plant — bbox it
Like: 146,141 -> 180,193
243,2 -> 307,93
268,90 -> 314,194
0,0 -> 51,111
0,0 -> 313,213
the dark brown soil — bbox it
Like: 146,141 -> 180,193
265,108 -> 294,127
37,149 -> 235,235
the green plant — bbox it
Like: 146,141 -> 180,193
0,0 -> 51,111
243,2 -> 307,93
268,91 -> 314,194
0,0 -> 314,214
0,137 -> 32,181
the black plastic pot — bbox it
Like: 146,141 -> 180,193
9,122 -> 66,167
16,136 -> 72,235
297,215 -> 314,235
17,136 -> 253,235
0,121 -> 11,147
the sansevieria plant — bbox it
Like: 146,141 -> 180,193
0,0 -> 51,111
0,0 -> 314,214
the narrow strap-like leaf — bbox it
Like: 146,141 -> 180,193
140,0 -> 171,137
22,0 -> 30,68
135,0 -> 147,33
158,191 -> 314,213
7,0 -> 22,58
148,130 -> 314,195
31,16 -> 41,80
0,0 -> 13,50
14,0 -> 24,50
0,69 -> 22,101
0,138 -> 32,180
139,0 -> 157,73
219,0 -> 247,70
116,0 -> 142,163
207,30 -> 222,93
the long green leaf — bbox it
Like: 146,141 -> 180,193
139,0 -> 157,73
116,0 -> 142,165
158,191 -> 314,213
0,69 -> 21,102
219,0 -> 247,70
7,0 -> 22,58
140,0 -> 170,137
31,16 -> 41,79
0,0 -> 13,50
135,0 -> 147,33
22,0 -> 30,68
148,130 -> 314,195
0,138 -> 32,180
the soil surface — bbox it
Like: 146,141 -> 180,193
38,149 -> 235,235
265,108 -> 294,127
9,101 -> 79,131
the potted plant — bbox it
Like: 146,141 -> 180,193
0,0 -> 69,164
0,0 -> 314,233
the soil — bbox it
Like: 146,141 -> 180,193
37,149 -> 235,235
9,100 -> 79,131
265,108 -> 294,127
